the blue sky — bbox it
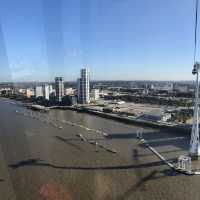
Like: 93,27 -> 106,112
0,0 -> 197,81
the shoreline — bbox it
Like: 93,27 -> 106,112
48,105 -> 191,134
0,97 -> 191,134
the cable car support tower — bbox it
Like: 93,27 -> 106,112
190,0 -> 200,158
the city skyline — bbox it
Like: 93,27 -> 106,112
0,0 -> 198,82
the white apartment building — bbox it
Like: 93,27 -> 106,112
77,68 -> 90,104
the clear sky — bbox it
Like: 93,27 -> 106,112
0,0 -> 198,81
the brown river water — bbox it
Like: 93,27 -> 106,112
0,97 -> 199,200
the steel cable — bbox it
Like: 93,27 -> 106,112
194,0 -> 199,64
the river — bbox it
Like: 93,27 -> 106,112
0,97 -> 199,200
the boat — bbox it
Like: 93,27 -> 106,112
106,148 -> 117,154
89,140 -> 96,144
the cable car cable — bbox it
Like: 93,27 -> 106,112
194,0 -> 199,64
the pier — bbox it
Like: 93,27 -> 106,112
136,133 -> 196,175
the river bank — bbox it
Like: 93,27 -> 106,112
0,96 -> 191,133
47,105 -> 191,134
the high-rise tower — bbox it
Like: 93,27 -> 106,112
77,68 -> 90,104
43,84 -> 50,100
55,77 -> 64,102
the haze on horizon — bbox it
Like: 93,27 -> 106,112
0,0 -> 198,82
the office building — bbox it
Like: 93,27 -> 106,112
65,87 -> 74,95
26,88 -> 34,98
77,68 -> 90,104
0,88 -> 13,95
43,84 -> 50,100
151,83 -> 173,92
49,85 -> 53,94
91,89 -> 99,101
35,86 -> 43,98
55,77 -> 64,102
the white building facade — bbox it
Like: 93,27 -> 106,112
43,84 -> 50,100
55,77 -> 64,102
91,89 -> 99,101
65,87 -> 74,95
35,86 -> 43,98
77,68 -> 90,104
